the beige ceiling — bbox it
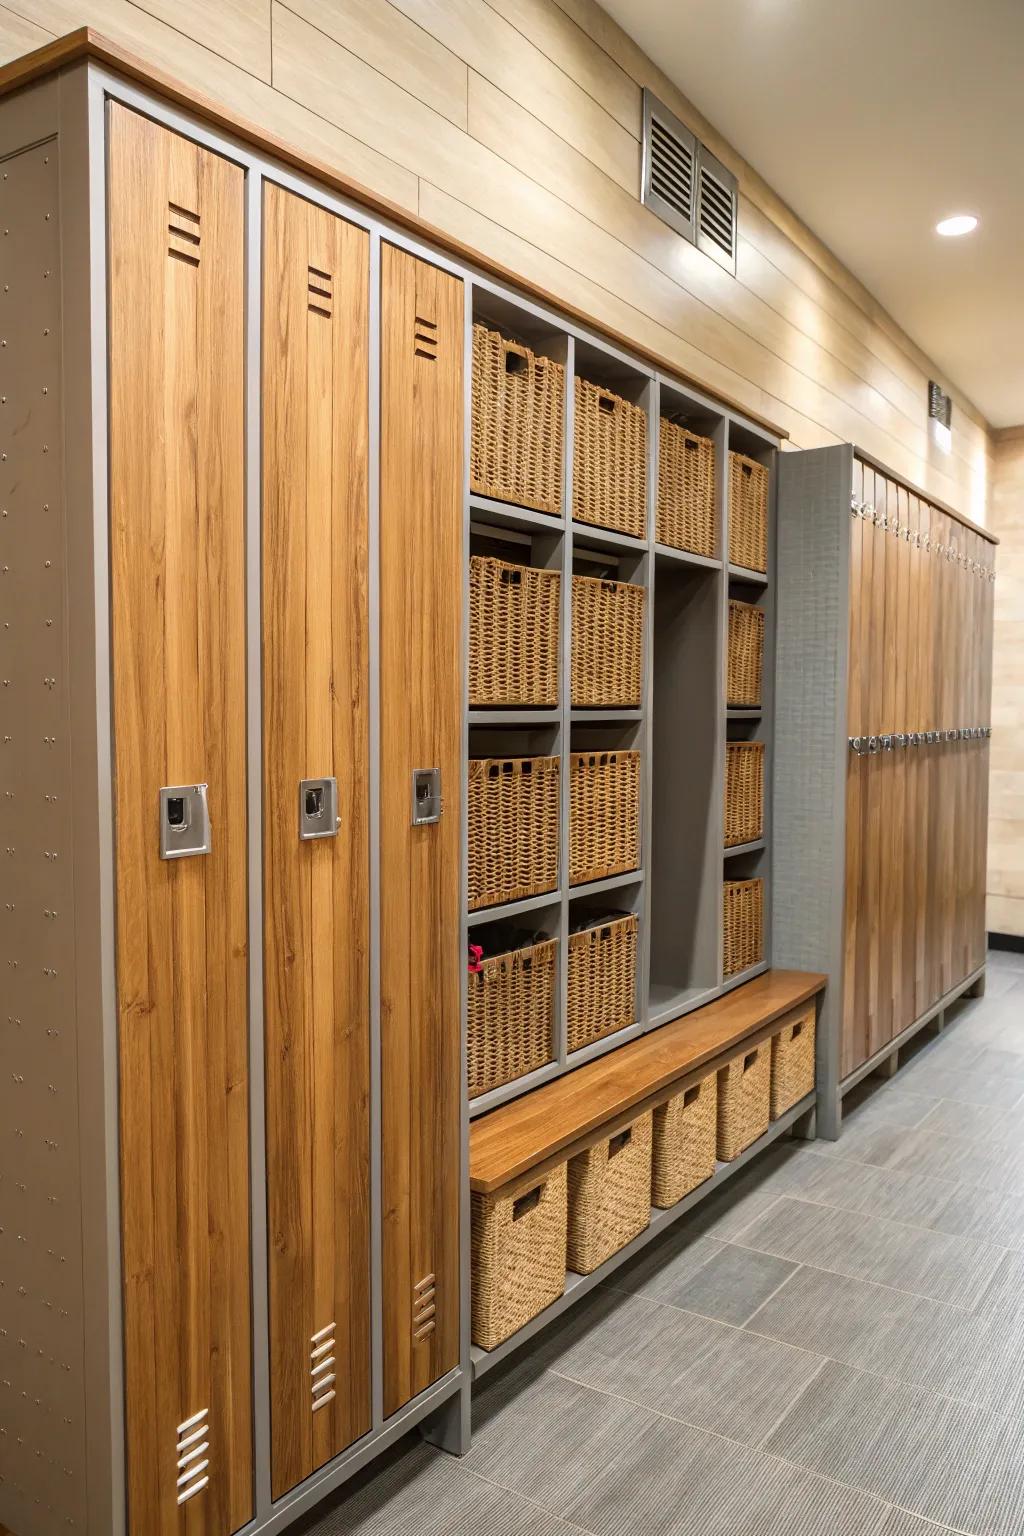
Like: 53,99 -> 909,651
600,0 -> 1024,428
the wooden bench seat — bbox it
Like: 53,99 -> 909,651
470,969 -> 827,1194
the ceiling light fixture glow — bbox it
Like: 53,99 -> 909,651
935,214 -> 978,238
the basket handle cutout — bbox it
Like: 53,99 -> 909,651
598,925 -> 612,941
741,462 -> 753,477
685,438 -> 698,451
594,385 -> 619,412
503,340 -> 529,373
521,760 -> 532,775
500,567 -> 523,586
512,1186 -> 543,1221
743,1049 -> 759,1072
683,1084 -> 700,1107
791,1022 -> 803,1039
600,580 -> 620,595
608,1127 -> 632,1158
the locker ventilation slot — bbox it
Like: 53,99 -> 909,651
414,315 -> 438,361
167,202 -> 201,268
308,264 -> 333,319
175,1407 -> 210,1505
310,1322 -> 336,1413
412,1272 -> 436,1341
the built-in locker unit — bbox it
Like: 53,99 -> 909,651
774,445 -> 995,1137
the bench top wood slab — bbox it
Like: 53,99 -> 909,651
469,969 -> 827,1193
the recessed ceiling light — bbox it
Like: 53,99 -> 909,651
935,214 -> 978,238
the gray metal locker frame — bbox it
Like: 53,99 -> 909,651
773,444 -> 989,1141
0,45 -> 786,1536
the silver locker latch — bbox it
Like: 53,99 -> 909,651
299,777 -> 340,840
411,768 -> 442,826
159,784 -> 211,860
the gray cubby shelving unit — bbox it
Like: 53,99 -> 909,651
465,281 -> 780,1117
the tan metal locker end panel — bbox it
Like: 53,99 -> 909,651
107,102 -> 252,1535
261,180 -> 372,1499
379,243 -> 463,1418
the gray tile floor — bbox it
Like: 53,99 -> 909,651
297,951 -> 1024,1536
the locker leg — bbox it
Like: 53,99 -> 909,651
791,1104 -> 817,1141
872,1049 -> 899,1080
421,1380 -> 471,1458
815,1083 -> 841,1142
966,971 -> 986,999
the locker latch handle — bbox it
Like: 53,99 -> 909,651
299,777 -> 340,840
159,784 -> 210,860
411,768 -> 442,826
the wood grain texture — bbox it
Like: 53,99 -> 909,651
262,182 -> 371,1498
470,970 -> 827,1195
988,427 -> 1024,936
109,103 -> 251,1535
379,243 -> 463,1417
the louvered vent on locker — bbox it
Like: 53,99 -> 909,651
641,89 -> 696,243
695,146 -> 738,273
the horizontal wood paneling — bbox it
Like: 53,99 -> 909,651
987,427 -> 1024,934
0,0 -> 995,518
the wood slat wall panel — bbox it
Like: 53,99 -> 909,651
988,427 -> 1024,937
1,0 -> 995,521
262,181 -> 372,1499
109,102 -> 251,1536
379,243 -> 463,1418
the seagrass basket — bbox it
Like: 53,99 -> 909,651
471,1162 -> 568,1349
468,756 -> 560,910
569,750 -> 641,886
571,575 -> 645,707
468,937 -> 557,1098
652,1073 -> 718,1208
567,913 -> 638,1053
469,555 -> 560,707
728,451 -> 768,572
723,877 -> 764,977
724,741 -> 765,847
567,1112 -> 652,1274
717,1043 -> 770,1160
727,600 -> 765,707
657,419 -> 716,557
770,1004 -> 816,1119
573,378 -> 647,538
470,321 -> 564,516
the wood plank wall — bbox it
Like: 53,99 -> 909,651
0,0 -> 995,522
843,458 -> 994,1078
988,426 -> 1024,938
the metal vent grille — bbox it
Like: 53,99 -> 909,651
641,91 -> 738,274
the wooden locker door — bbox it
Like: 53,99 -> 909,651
379,243 -> 463,1417
262,183 -> 372,1497
108,105 -> 251,1534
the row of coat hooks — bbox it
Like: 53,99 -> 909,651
849,498 -> 996,581
849,727 -> 992,755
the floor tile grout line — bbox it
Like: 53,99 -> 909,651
753,1355 -> 831,1450
460,1462 -> 595,1534
737,1257 -> 805,1328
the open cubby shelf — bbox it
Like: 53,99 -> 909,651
466,294 -> 777,1116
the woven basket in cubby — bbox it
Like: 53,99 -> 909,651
717,1042 -> 770,1160
724,741 -> 765,847
470,321 -> 564,516
569,750 -> 641,886
471,1162 -> 568,1349
728,450 -> 768,573
657,419 -> 716,557
468,756 -> 560,910
770,1004 -> 816,1119
573,378 -> 647,538
723,877 -> 764,977
651,1073 -> 717,1208
566,1112 -> 652,1274
468,937 -> 557,1099
571,575 -> 645,707
567,913 -> 637,1053
470,555 -> 560,707
726,599 -> 765,707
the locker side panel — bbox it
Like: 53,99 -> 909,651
108,103 -> 252,1535
379,244 -> 463,1417
262,181 -> 372,1497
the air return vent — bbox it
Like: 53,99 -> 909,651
641,91 -> 738,275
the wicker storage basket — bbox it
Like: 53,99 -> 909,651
723,878 -> 764,977
468,937 -> 557,1098
728,451 -> 768,573
569,750 -> 641,886
770,1004 -> 816,1119
567,1112 -> 652,1274
571,575 -> 645,707
469,756 -> 560,911
573,378 -> 647,538
471,1162 -> 568,1350
657,419 -> 716,557
567,913 -> 638,1053
470,555 -> 560,708
727,600 -> 765,707
724,741 -> 765,847
470,322 -> 565,516
717,1043 -> 770,1160
651,1073 -> 718,1208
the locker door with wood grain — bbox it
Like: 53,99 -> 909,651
108,104 -> 252,1535
379,244 -> 463,1417
262,182 -> 372,1497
